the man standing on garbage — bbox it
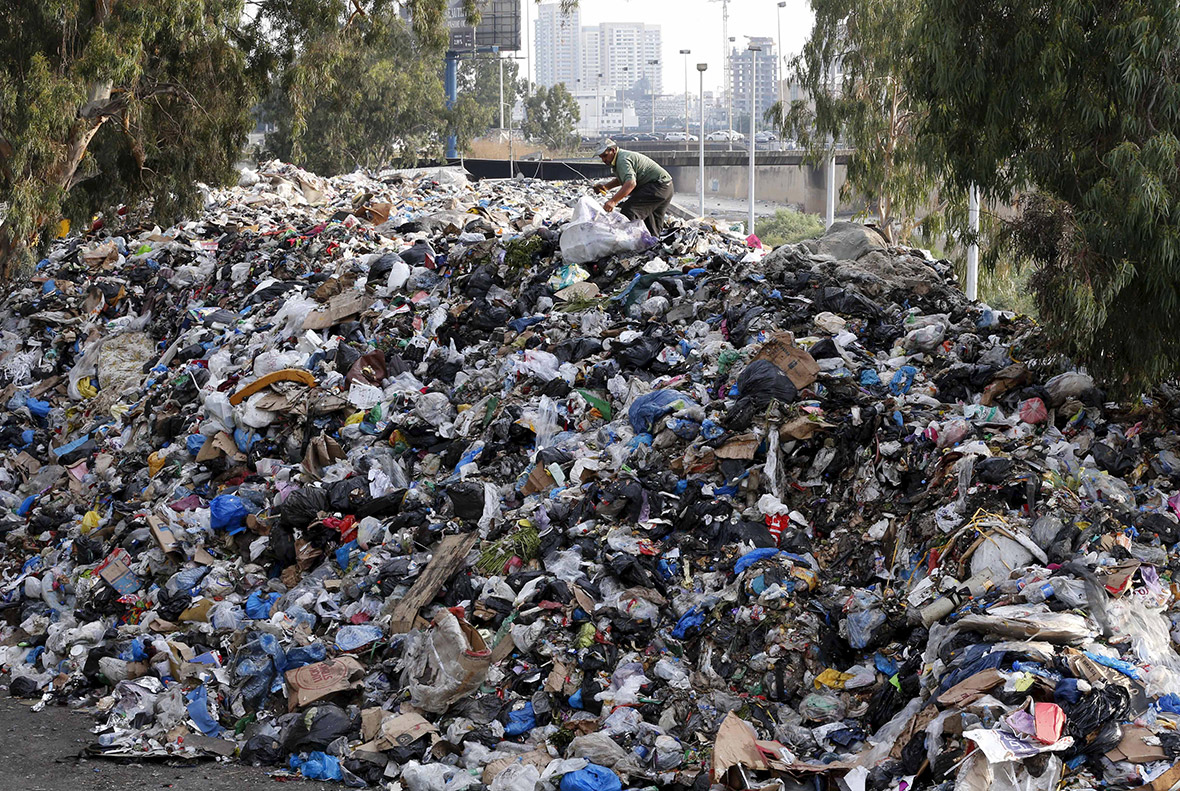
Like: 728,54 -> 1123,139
594,139 -> 675,236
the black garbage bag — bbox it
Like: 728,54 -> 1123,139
368,252 -> 405,282
1093,442 -> 1137,476
726,360 -> 797,429
280,704 -> 356,752
327,477 -> 370,513
281,487 -> 330,528
242,730 -> 284,766
156,587 -> 192,622
447,481 -> 487,522
614,336 -> 663,369
1139,511 -> 1180,544
975,457 -> 1014,484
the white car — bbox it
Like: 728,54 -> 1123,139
705,129 -> 745,142
664,132 -> 699,142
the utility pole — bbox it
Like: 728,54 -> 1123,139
680,49 -> 691,144
445,52 -> 458,159
524,0 -> 531,97
748,42 -> 761,237
825,58 -> 836,227
698,63 -> 708,216
967,185 -> 980,300
722,35 -> 731,152
497,47 -> 504,131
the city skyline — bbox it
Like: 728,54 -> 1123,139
526,0 -> 815,94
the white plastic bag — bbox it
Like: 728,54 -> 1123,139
559,197 -> 653,264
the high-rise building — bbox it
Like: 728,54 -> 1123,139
534,2 -> 581,89
729,37 -> 778,123
579,22 -> 661,95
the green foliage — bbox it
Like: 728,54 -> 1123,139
522,84 -> 581,150
755,209 -> 826,247
768,0 -> 937,242
476,525 -> 540,575
265,10 -> 490,174
908,0 -> 1180,391
0,0 -> 254,273
458,56 -> 526,135
0,0 -> 476,274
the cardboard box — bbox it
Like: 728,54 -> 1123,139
96,548 -> 141,595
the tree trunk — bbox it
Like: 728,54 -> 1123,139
0,221 -> 28,282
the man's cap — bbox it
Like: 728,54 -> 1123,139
596,139 -> 617,156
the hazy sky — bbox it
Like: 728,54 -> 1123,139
521,0 -> 817,93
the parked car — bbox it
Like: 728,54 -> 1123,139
754,130 -> 778,142
705,129 -> 745,142
664,132 -> 699,142
614,133 -> 639,142
632,133 -> 660,142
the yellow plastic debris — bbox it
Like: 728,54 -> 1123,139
77,377 -> 98,399
814,668 -> 856,690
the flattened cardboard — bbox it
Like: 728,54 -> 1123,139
285,656 -> 366,711
1107,726 -> 1167,764
753,332 -> 820,390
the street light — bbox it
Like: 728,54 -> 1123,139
727,36 -> 736,151
647,59 -> 660,134
748,42 -> 762,238
680,49 -> 691,144
697,63 -> 708,217
777,2 -> 786,110
595,72 -> 603,135
621,66 -> 630,134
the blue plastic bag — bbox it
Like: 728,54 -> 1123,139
560,764 -> 622,791
505,702 -> 536,736
628,391 -> 695,434
734,547 -> 781,574
245,590 -> 280,619
291,752 -> 343,781
209,494 -> 248,535
185,684 -> 222,736
889,365 -> 918,395
672,607 -> 705,640
186,434 -> 207,455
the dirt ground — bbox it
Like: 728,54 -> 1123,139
0,695 -> 338,791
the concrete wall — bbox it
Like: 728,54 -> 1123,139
664,161 -> 853,216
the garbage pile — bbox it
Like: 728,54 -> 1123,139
0,159 -> 1179,791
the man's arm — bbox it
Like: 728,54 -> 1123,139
604,180 -> 636,212
595,177 -> 622,192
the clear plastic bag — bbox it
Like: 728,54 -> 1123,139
559,197 -> 654,264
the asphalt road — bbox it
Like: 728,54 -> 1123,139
0,695 -> 337,791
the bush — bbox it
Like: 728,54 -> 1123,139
756,209 -> 826,248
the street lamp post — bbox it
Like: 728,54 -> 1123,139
680,49 -> 691,145
498,51 -> 504,131
777,2 -> 786,110
621,66 -> 629,134
748,43 -> 761,237
648,59 -> 660,134
595,72 -> 603,135
697,63 -> 708,217
727,35 -> 736,151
